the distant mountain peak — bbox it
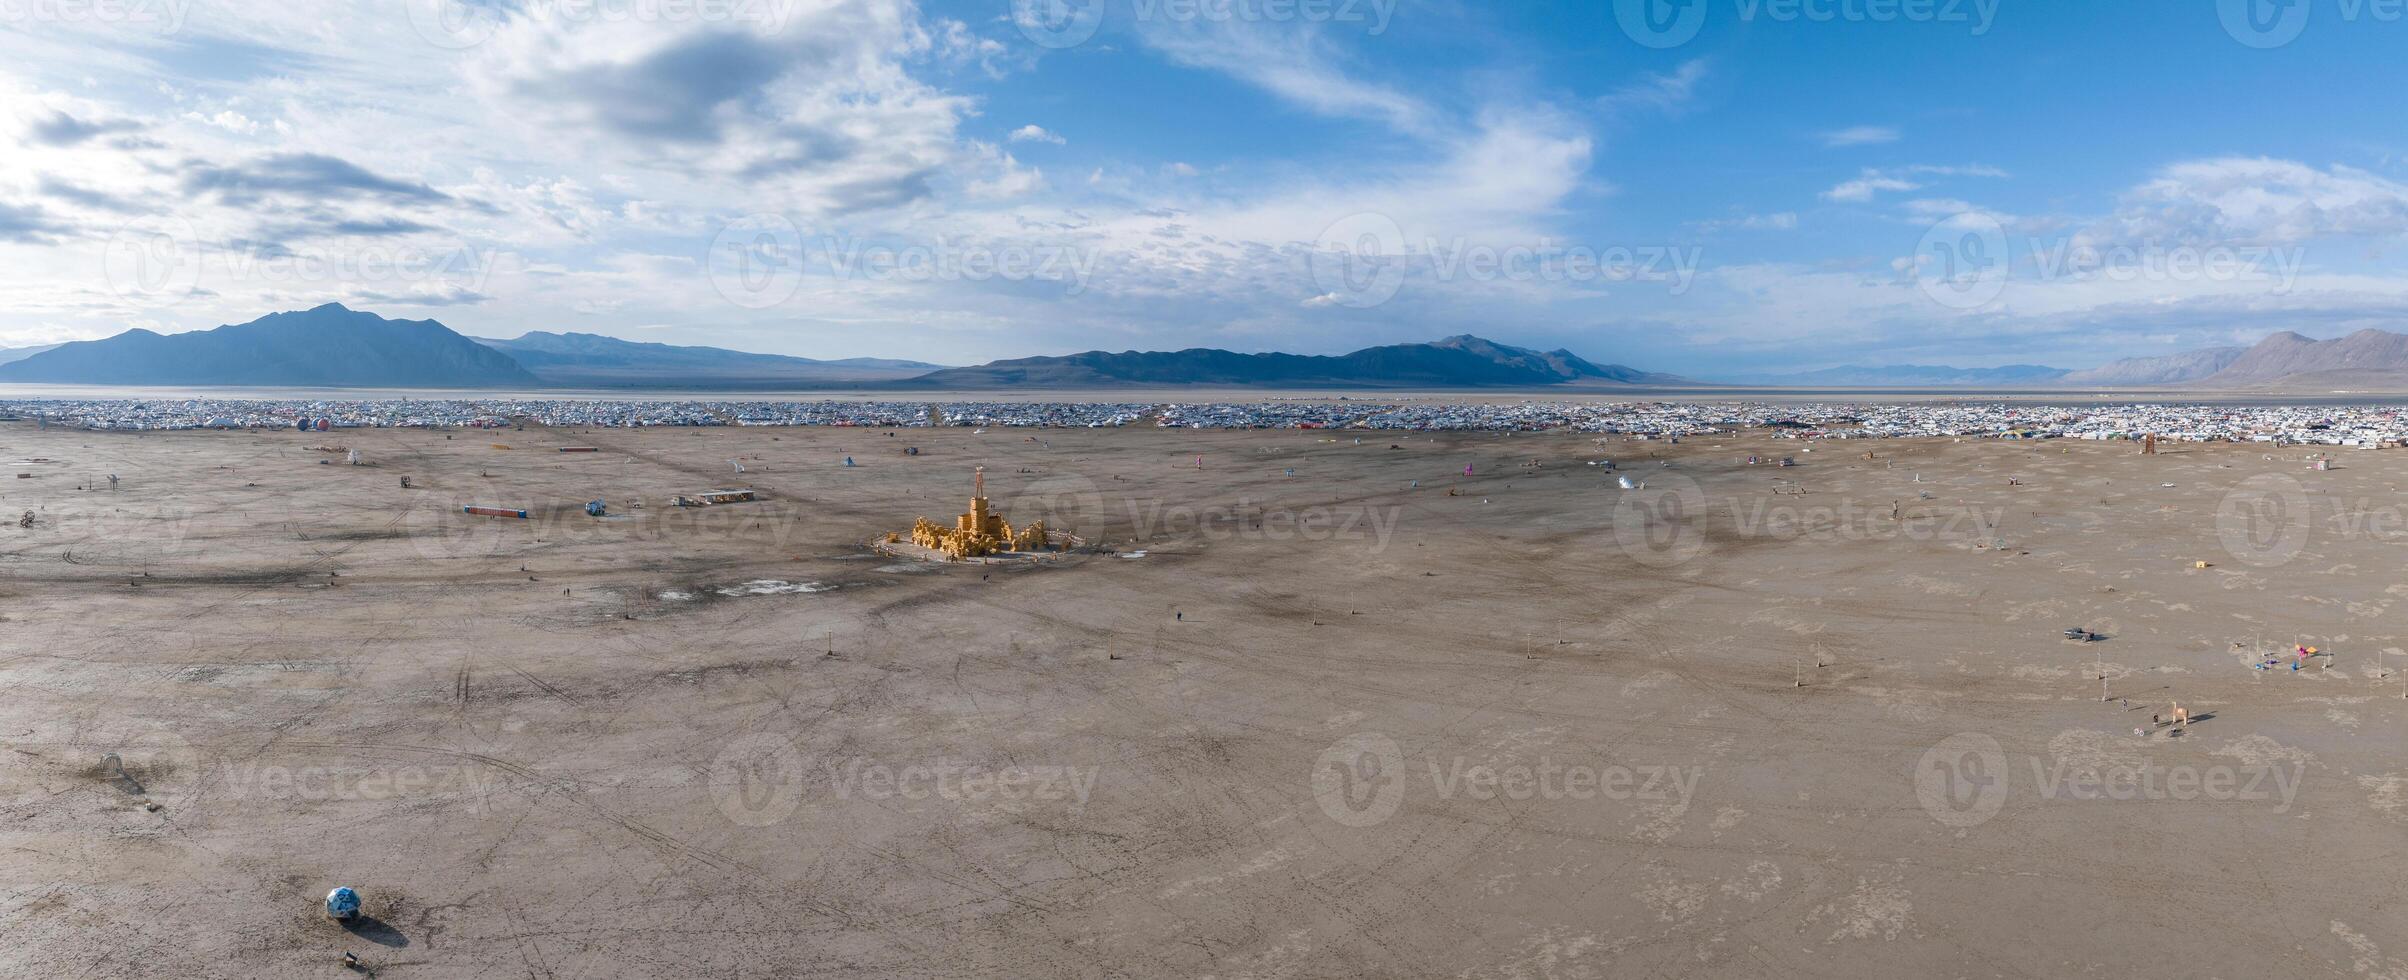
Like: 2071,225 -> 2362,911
0,305 -> 534,387
2206,327 -> 2408,387
2060,346 -> 2245,386
909,335 -> 1683,389
476,330 -> 942,388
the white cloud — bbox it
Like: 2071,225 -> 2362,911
964,145 -> 1046,200
1824,172 -> 1921,202
1824,164 -> 2007,202
1132,15 -> 1431,136
1819,125 -> 1899,147
2096,157 -> 2408,246
1699,212 -> 1799,233
0,0 -> 1649,361
187,109 -> 262,135
1598,60 -> 1710,118
1656,156 -> 2408,369
46,1 -> 2400,375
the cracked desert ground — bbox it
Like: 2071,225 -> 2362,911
4,420 -> 2406,978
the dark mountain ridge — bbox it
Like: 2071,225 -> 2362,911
908,334 -> 1686,388
477,331 -> 941,387
0,304 -> 535,386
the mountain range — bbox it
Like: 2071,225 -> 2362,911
9,305 -> 2408,391
0,305 -> 534,386
0,309 -> 1691,390
1720,346 -> 2262,388
1717,364 -> 2073,387
0,343 -> 59,367
2195,330 -> 2408,387
2057,347 -> 2248,386
909,335 -> 1682,388
475,331 -> 941,387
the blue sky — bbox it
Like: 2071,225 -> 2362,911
4,0 -> 2408,376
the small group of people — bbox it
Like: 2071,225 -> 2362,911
2136,701 -> 2192,738
2252,644 -> 2322,672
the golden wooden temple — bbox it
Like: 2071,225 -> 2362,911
897,467 -> 1050,560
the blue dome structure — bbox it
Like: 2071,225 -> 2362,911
325,887 -> 361,921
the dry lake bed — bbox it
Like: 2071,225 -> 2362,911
4,422 -> 2405,977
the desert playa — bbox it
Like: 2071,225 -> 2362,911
4,421 -> 2405,977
